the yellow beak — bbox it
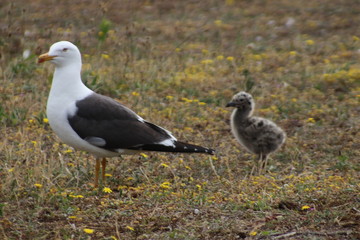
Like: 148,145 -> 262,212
38,53 -> 56,63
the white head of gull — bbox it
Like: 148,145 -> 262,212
39,41 -> 215,187
226,91 -> 286,174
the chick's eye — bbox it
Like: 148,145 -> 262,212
62,48 -> 68,52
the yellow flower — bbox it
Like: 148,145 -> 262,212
226,56 -> 234,61
305,39 -> 314,45
140,153 -> 148,158
198,102 -> 206,105
105,173 -> 112,177
103,187 -> 113,193
184,127 -> 193,132
201,59 -> 214,64
348,68 -> 360,80
43,118 -> 49,123
216,55 -> 224,60
306,118 -> 316,123
181,97 -> 193,103
252,54 -> 262,61
69,194 -> 84,198
175,48 -> 181,52
165,95 -> 174,100
202,49 -> 209,54
270,105 -> 279,112
34,183 -> 43,188
226,0 -> 234,5
67,163 -> 75,167
160,181 -> 171,189
214,19 -> 222,27
83,228 -> 94,234
28,119 -> 35,124
68,216 -> 77,219
83,54 -> 90,58
289,51 -> 297,56
301,205 -> 311,210
196,184 -> 202,190
118,185 -> 127,190
101,53 -> 110,59
160,163 -> 169,168
131,91 -> 140,96
8,168 -> 14,173
249,231 -> 257,236
64,149 -> 73,154
126,226 -> 135,231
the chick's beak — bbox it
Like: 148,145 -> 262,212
38,52 -> 56,63
226,102 -> 236,107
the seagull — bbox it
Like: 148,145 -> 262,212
38,41 -> 215,187
226,91 -> 285,174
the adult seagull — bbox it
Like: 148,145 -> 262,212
38,41 -> 215,187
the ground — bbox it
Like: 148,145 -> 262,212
0,0 -> 359,239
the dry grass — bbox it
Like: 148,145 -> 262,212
1,0 -> 359,239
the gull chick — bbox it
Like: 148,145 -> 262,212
226,91 -> 285,173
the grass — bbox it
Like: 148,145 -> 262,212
1,0 -> 359,239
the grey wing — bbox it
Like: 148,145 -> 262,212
243,118 -> 285,154
68,93 -> 175,151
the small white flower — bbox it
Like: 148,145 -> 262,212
23,49 -> 31,59
285,17 -> 296,28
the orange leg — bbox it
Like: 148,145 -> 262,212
94,158 -> 101,188
101,158 -> 107,185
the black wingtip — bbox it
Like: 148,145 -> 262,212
173,141 -> 215,155
129,141 -> 215,155
205,148 -> 216,155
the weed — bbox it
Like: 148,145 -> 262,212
98,18 -> 112,42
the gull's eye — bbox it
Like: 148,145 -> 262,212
62,48 -> 68,52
